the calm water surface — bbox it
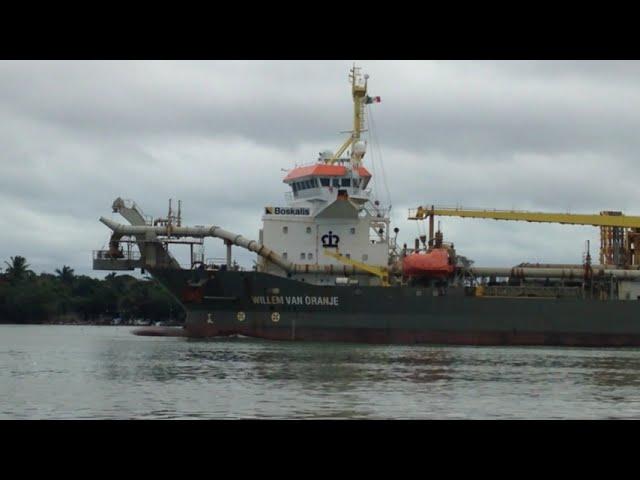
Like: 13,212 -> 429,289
2,324 -> 640,419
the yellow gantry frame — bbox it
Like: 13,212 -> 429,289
409,206 -> 640,229
323,249 -> 390,286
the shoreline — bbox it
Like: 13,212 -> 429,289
1,315 -> 184,327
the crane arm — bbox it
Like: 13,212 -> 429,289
323,249 -> 390,286
409,206 -> 640,229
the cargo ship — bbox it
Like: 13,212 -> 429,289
94,65 -> 640,346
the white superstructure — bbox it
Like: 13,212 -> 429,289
258,66 -> 391,285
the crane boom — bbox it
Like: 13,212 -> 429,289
323,249 -> 390,286
409,206 -> 640,229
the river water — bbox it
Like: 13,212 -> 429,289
2,324 -> 640,419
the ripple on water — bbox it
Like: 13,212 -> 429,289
3,325 -> 640,419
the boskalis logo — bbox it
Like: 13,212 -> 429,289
265,206 -> 310,215
321,231 -> 340,248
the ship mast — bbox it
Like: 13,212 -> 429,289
328,64 -> 376,165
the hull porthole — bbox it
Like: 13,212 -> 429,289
207,313 -> 213,324
271,312 -> 280,323
237,311 -> 246,322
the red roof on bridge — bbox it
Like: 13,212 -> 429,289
283,164 -> 372,182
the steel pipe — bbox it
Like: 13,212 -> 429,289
470,266 -> 640,279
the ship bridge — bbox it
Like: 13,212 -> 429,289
283,162 -> 372,205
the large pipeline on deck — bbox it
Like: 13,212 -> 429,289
100,218 -> 640,280
470,266 -> 640,279
99,217 -> 364,276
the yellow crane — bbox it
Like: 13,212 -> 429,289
323,249 -> 390,286
409,205 -> 640,267
409,206 -> 640,228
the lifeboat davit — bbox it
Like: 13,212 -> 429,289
402,248 -> 455,279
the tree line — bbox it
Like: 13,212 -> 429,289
0,256 -> 185,324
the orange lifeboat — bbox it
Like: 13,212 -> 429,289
402,248 -> 455,279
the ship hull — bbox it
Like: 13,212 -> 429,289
150,269 -> 640,347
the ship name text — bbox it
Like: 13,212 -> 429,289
251,295 -> 340,306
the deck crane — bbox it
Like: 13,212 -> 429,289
409,205 -> 640,268
323,249 -> 390,286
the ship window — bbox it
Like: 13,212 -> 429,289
341,178 -> 351,187
332,178 -> 340,187
320,178 -> 330,187
300,253 -> 306,260
304,180 -> 311,189
308,252 -> 313,260
306,226 -> 312,234
282,252 -> 288,259
350,227 -> 356,234
283,226 -> 288,234
353,179 -> 361,188
312,178 -> 319,187
292,183 -> 298,192
345,253 -> 351,259
362,254 -> 368,261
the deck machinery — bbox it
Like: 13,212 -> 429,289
409,206 -> 640,268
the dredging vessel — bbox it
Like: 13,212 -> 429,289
94,66 -> 640,346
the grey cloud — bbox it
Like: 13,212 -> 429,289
1,60 -> 639,275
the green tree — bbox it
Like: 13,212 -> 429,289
55,265 -> 75,286
4,256 -> 32,283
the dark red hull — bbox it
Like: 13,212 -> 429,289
141,269 -> 640,347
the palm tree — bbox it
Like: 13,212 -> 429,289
55,265 -> 75,286
4,256 -> 31,282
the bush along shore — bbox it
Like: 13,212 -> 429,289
0,256 -> 185,325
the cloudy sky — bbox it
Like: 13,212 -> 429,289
2,60 -> 639,277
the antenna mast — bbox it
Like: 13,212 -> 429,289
328,64 -> 378,164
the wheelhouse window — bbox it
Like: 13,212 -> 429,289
341,178 -> 351,187
320,178 -> 330,187
332,178 -> 340,187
